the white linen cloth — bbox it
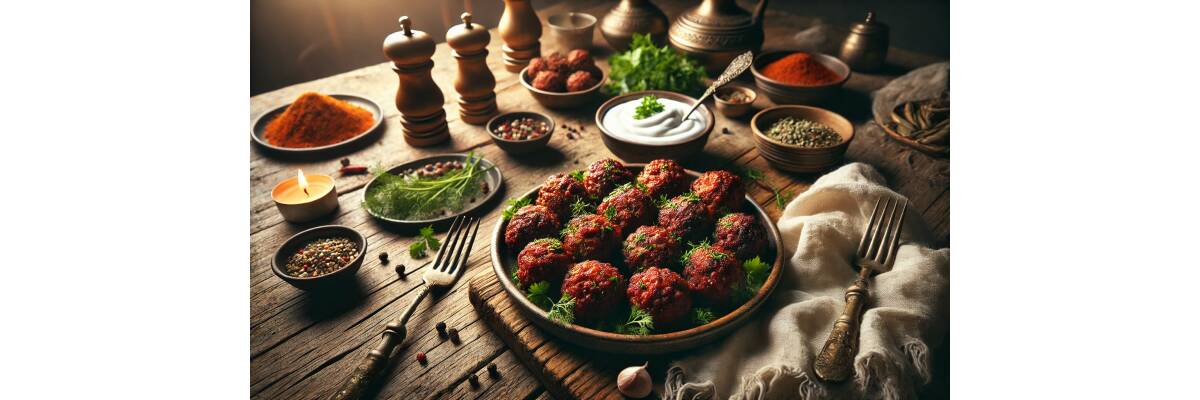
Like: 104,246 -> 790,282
665,163 -> 950,400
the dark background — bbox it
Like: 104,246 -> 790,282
251,0 -> 949,95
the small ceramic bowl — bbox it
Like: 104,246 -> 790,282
751,51 -> 851,105
547,12 -> 596,51
595,90 -> 715,163
520,66 -> 606,109
713,84 -> 758,118
751,105 -> 854,173
486,111 -> 555,155
272,225 -> 367,290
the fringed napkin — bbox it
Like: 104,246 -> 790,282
665,163 -> 950,399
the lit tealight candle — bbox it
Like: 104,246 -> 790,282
272,169 -> 339,223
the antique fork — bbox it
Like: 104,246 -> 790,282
813,197 -> 907,382
329,215 -> 482,400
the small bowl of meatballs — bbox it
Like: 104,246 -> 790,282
520,49 -> 606,109
491,158 -> 783,354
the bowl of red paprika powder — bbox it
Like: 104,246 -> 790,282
750,51 -> 850,105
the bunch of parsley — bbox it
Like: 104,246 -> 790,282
606,33 -> 706,96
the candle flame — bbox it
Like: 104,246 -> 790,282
297,169 -> 310,197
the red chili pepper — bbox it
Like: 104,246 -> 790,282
340,165 -> 368,175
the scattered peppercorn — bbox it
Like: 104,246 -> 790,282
416,352 -> 427,364
436,321 -> 448,337
722,127 -> 731,135
448,328 -> 460,343
395,263 -> 406,276
378,252 -> 389,262
467,373 -> 479,387
340,158 -> 351,167
487,363 -> 499,378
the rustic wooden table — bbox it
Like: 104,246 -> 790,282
250,1 -> 947,399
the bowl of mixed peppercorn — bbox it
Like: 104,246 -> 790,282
750,105 -> 854,173
486,111 -> 555,155
272,225 -> 367,290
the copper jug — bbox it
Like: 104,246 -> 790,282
668,0 -> 768,75
599,0 -> 669,51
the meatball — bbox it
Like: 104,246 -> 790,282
543,52 -> 568,72
565,49 -> 594,72
682,244 -> 743,306
566,70 -> 598,92
527,56 -> 550,77
532,70 -> 566,92
657,192 -> 712,242
691,170 -> 745,217
562,214 -> 620,261
597,183 -> 655,235
622,225 -> 681,272
627,267 -> 692,327
637,159 -> 688,199
517,238 -> 572,289
504,204 -> 562,251
561,260 -> 626,322
536,173 -> 588,219
713,213 -> 767,260
583,158 -> 635,200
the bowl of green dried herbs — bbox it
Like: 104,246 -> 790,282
750,105 -> 854,173
272,225 -> 367,290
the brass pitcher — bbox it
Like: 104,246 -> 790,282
668,0 -> 768,75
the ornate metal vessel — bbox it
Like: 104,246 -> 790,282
599,0 -> 669,51
668,0 -> 768,75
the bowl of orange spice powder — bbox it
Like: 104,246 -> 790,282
750,51 -> 850,105
251,92 -> 383,156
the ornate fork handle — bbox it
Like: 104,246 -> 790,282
813,266 -> 870,382
329,285 -> 431,400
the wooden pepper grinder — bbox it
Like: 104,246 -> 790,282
447,13 -> 498,125
383,16 -> 449,146
498,0 -> 542,73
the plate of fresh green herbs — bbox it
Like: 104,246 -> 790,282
362,152 -> 502,225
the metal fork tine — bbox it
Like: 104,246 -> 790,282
858,198 -> 884,259
447,217 -> 482,276
864,198 -> 894,262
438,217 -> 469,272
872,198 -> 899,264
882,199 -> 908,268
443,217 -> 476,273
431,216 -> 464,272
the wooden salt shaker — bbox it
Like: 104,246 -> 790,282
447,13 -> 498,125
383,16 -> 449,146
499,0 -> 542,73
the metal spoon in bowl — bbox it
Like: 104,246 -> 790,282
684,51 -> 756,120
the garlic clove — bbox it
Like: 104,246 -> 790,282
617,362 -> 652,398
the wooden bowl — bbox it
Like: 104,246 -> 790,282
519,67 -> 606,109
595,90 -> 715,163
713,84 -> 758,118
751,105 -> 854,173
272,225 -> 367,290
486,111 -> 555,155
751,51 -> 851,105
490,164 -> 783,354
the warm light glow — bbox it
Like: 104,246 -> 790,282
297,169 -> 309,196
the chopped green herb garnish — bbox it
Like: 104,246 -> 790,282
570,198 -> 594,217
502,196 -> 532,221
691,307 -> 716,325
634,95 -> 665,120
618,306 -> 655,336
569,170 -> 586,182
603,205 -> 618,221
526,281 -> 554,310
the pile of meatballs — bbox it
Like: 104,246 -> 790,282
503,158 -> 770,333
526,49 -> 602,93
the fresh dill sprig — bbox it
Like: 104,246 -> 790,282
691,307 -> 716,325
408,225 -> 440,258
547,294 -> 576,325
569,198 -> 594,217
739,167 -> 793,211
363,152 -> 493,219
619,306 -> 655,335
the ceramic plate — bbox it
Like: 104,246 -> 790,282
250,94 -> 383,157
363,154 -> 503,225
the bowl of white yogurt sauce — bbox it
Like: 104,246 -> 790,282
595,90 -> 715,162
